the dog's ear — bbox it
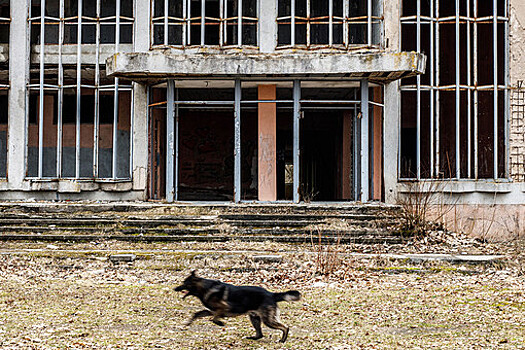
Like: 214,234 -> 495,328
190,270 -> 197,277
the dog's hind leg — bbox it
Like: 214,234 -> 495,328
261,307 -> 289,343
186,309 -> 213,326
247,313 -> 263,340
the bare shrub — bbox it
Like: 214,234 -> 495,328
310,227 -> 344,276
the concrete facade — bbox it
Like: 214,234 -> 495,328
0,0 -> 523,226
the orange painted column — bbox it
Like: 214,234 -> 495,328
373,87 -> 383,201
258,85 -> 277,201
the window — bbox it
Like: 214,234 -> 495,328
27,0 -> 134,180
400,0 -> 509,180
277,0 -> 383,49
151,0 -> 258,48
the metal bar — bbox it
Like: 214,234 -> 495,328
430,0 -> 435,177
354,88 -> 361,200
112,0 -> 121,179
75,0 -> 82,179
455,0 -> 460,179
201,0 -> 205,46
234,79 -> 241,203
182,0 -> 187,46
416,0 -> 421,180
467,0 -> 471,178
129,86 -> 134,179
493,0 -> 498,179
367,0 -> 372,46
360,79 -> 369,202
238,0 -> 242,46
504,0 -> 510,178
306,0 -> 310,47
329,0 -> 333,46
435,0 -> 440,177
57,0 -> 64,178
293,80 -> 301,203
150,0 -> 155,46
166,80 -> 175,202
188,0 -> 192,44
343,0 -> 348,47
93,0 -> 101,178
219,0 -> 223,46
164,0 -> 169,45
38,0 -> 46,178
474,0 -> 478,179
175,87 -> 179,201
291,0 -> 295,46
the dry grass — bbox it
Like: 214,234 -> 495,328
0,243 -> 524,349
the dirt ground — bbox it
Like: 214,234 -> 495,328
0,240 -> 524,349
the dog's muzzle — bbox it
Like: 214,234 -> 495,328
174,285 -> 190,298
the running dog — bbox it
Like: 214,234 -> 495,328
174,270 -> 301,343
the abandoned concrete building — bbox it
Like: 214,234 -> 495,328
0,0 -> 524,216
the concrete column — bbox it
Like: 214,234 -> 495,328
259,0 -> 277,53
131,0 -> 151,198
258,84 -> 277,201
360,79 -> 369,202
383,0 -> 401,204
8,0 -> 30,189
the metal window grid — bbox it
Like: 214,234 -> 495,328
27,0 -> 134,180
400,0 -> 510,180
151,0 -> 258,48
276,0 -> 383,50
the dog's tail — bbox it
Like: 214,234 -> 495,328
273,290 -> 301,303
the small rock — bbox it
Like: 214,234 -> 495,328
46,244 -> 59,250
109,254 -> 136,263
252,255 -> 282,263
312,281 -> 328,288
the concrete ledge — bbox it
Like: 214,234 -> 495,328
31,44 -> 133,65
106,50 -> 426,82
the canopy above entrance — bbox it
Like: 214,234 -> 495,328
106,51 -> 426,82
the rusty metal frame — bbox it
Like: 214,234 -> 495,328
151,0 -> 258,49
26,0 -> 134,181
400,0 -> 510,180
276,0 -> 383,50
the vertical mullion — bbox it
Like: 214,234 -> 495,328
38,0 -> 46,178
360,79 -> 369,201
175,88 -> 179,200
291,0 -> 295,46
329,0 -> 333,47
93,0 -> 101,178
150,0 -> 154,47
219,0 -> 223,46
234,79 -> 241,203
164,0 -> 168,45
467,0 -> 472,178
75,0 -> 82,179
416,0 -> 421,180
493,0 -> 498,179
455,0 -> 460,179
57,0 -> 64,178
430,0 -> 435,178
112,0 -> 121,179
474,0 -> 478,179
166,80 -> 175,202
435,0 -> 441,177
201,0 -> 205,46
306,0 -> 310,47
187,0 -> 191,44
237,0 -> 242,46
504,0 -> 509,178
182,0 -> 187,46
293,80 -> 301,203
343,0 -> 348,47
367,0 -> 372,46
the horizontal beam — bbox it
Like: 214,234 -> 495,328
107,51 -> 426,82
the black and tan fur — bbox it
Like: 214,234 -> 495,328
174,271 -> 301,343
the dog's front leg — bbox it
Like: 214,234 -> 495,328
211,312 -> 226,327
247,313 -> 263,340
186,309 -> 213,326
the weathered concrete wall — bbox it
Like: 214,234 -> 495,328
510,0 -> 525,182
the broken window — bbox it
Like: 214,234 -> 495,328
0,1 -> 8,178
152,0 -> 258,48
27,0 -> 134,180
277,0 -> 383,49
400,0 -> 509,180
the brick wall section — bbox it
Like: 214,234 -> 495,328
510,85 -> 525,182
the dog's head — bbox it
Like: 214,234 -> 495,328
174,270 -> 202,299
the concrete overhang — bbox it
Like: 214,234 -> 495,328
106,50 -> 426,83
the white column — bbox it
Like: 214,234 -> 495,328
259,0 -> 277,53
7,0 -> 30,189
131,0 -> 151,197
